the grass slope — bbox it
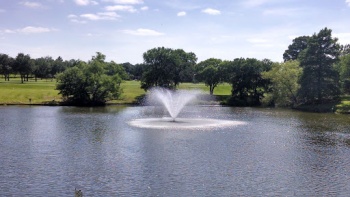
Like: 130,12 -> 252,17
0,78 -> 231,105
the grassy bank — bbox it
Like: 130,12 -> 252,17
0,78 -> 231,105
0,79 -> 60,104
1,78 -> 350,114
335,95 -> 350,114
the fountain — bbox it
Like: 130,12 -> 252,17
128,87 -> 246,129
148,88 -> 200,121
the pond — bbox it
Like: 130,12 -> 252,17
1,105 -> 350,196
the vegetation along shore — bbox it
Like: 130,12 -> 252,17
1,28 -> 350,113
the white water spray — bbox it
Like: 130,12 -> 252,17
148,87 -> 201,121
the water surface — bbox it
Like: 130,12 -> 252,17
1,106 -> 350,196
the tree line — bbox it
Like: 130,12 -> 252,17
1,27 -> 349,107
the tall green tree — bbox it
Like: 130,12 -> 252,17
141,47 -> 197,90
340,44 -> 350,56
262,60 -> 302,106
33,56 -> 54,81
283,36 -> 310,61
226,58 -> 272,106
0,54 -> 13,81
298,28 -> 341,104
56,52 -> 123,105
50,56 -> 66,78
13,53 -> 32,83
175,49 -> 197,83
336,54 -> 350,94
196,58 -> 223,95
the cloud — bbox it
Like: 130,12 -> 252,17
68,14 -> 87,23
346,0 -> 350,6
242,0 -> 281,7
105,5 -> 137,12
177,11 -> 186,16
20,1 -> 44,8
0,29 -> 16,34
74,0 -> 98,6
140,6 -> 148,11
102,0 -> 143,4
202,8 -> 221,15
17,26 -> 56,34
80,12 -> 120,20
334,33 -> 350,44
121,28 -> 164,36
0,9 -> 5,13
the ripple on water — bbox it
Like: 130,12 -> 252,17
128,117 -> 247,129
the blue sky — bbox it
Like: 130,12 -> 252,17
1,0 -> 350,64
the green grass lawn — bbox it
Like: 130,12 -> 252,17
0,78 -> 60,104
0,78 -> 231,105
336,95 -> 350,114
1,77 -> 350,114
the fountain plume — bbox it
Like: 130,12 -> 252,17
148,87 -> 201,121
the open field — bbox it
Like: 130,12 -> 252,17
0,79 -> 60,104
0,78 -> 231,105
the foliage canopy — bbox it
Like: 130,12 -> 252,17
56,52 -> 123,106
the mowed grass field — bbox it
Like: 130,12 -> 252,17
0,78 -> 231,105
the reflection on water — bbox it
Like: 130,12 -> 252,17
0,106 -> 350,196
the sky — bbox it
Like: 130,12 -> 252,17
1,0 -> 350,64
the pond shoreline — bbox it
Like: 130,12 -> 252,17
2,101 -> 349,114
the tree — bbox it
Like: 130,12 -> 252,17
175,49 -> 197,83
340,44 -> 350,56
298,28 -> 341,104
0,54 -> 13,81
226,58 -> 272,106
13,53 -> 32,83
122,62 -> 134,79
141,47 -> 197,90
105,61 -> 128,80
262,60 -> 302,106
50,56 -> 66,78
56,52 -> 123,105
131,63 -> 145,80
196,58 -> 223,95
283,36 -> 310,61
33,56 -> 54,81
336,54 -> 350,94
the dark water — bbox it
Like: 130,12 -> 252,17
1,106 -> 350,196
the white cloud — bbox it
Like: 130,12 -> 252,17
0,29 -> 16,34
70,19 -> 87,24
67,14 -> 78,18
80,12 -> 120,20
177,11 -> 186,16
141,6 -> 148,11
242,0 -> 280,7
334,33 -> 350,44
20,1 -> 43,8
74,0 -> 98,6
346,0 -> 350,6
121,28 -> 164,36
67,14 -> 88,23
202,8 -> 221,15
102,0 -> 143,4
0,9 -> 5,13
18,26 -> 56,34
105,5 -> 137,12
